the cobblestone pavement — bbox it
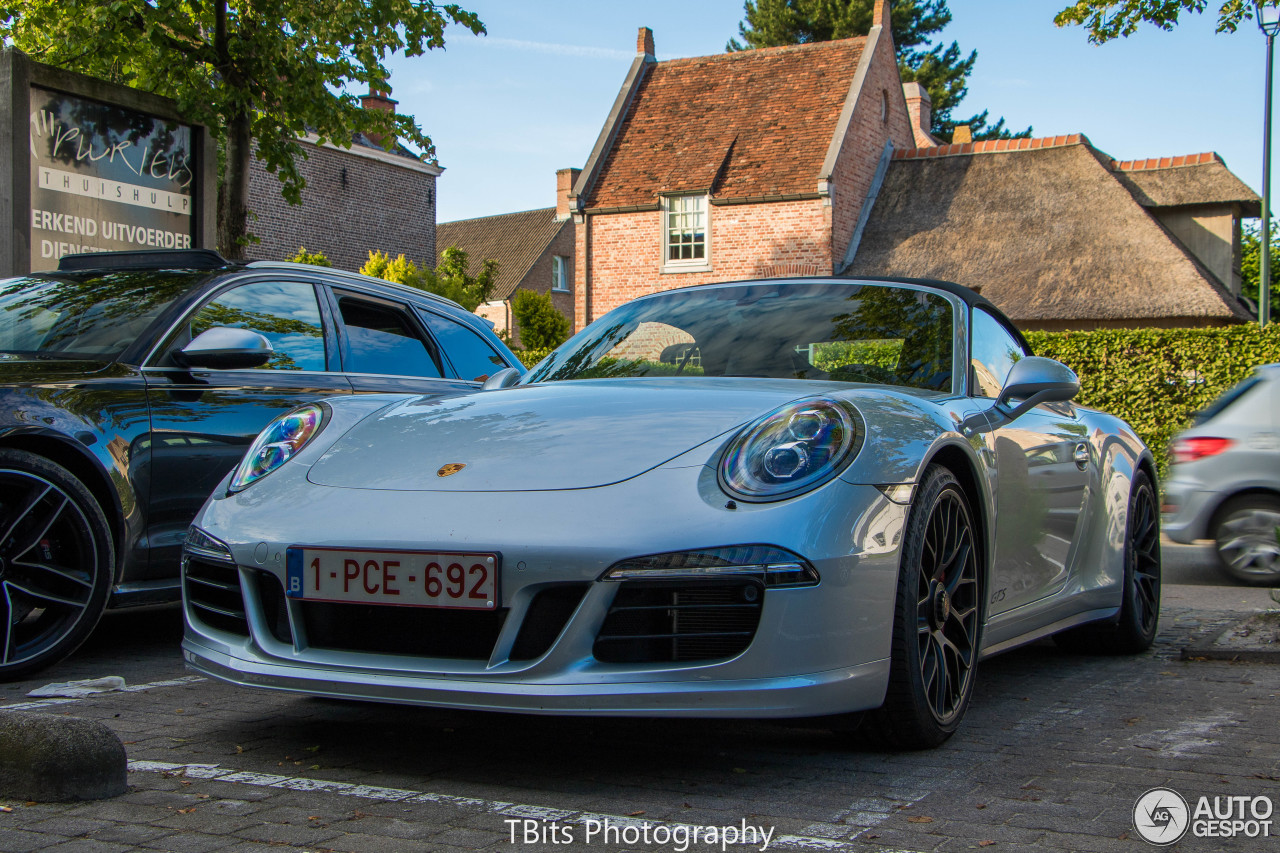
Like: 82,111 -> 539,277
0,588 -> 1277,853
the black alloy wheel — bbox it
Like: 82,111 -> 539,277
857,464 -> 981,749
0,449 -> 114,680
1054,469 -> 1160,654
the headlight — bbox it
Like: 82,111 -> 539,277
229,404 -> 326,493
719,398 -> 862,501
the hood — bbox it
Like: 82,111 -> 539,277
0,356 -> 117,384
307,379 -> 830,491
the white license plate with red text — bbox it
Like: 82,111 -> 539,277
286,547 -> 498,610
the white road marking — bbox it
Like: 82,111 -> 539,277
0,675 -> 205,712
128,760 -> 927,852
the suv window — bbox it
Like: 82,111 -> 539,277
187,280 -> 327,371
970,307 -> 1027,398
337,295 -> 441,378
0,271 -> 195,359
418,310 -> 509,381
1194,374 -> 1265,425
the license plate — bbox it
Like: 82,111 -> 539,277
285,547 -> 498,610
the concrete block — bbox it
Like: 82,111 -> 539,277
0,711 -> 126,801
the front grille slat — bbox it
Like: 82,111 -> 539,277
184,556 -> 249,637
594,580 -> 763,664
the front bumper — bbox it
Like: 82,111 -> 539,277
182,462 -> 907,718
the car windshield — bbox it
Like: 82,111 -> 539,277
526,281 -> 955,391
0,271 -> 198,360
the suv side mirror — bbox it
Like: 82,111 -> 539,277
959,357 -> 1079,434
481,366 -> 523,390
175,327 -> 273,370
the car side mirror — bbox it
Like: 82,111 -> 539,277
959,357 -> 1079,434
174,327 -> 273,370
481,366 -> 523,390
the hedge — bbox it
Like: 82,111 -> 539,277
1027,325 -> 1280,475
511,325 -> 1280,476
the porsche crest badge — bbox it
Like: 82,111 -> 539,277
437,463 -> 466,477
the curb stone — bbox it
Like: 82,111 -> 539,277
0,710 -> 127,801
1181,610 -> 1280,663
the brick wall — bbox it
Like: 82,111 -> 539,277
577,199 -> 830,326
828,28 -> 916,268
245,140 -> 437,272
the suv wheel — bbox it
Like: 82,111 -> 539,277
1213,495 -> 1280,585
0,449 -> 114,680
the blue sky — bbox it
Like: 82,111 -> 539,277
383,1 -> 1270,223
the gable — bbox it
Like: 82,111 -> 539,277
587,39 -> 866,210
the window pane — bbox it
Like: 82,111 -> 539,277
191,281 -> 326,371
970,308 -> 1026,398
419,310 -> 509,381
665,196 -> 707,263
339,297 -> 441,377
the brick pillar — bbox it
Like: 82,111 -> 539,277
637,27 -> 654,58
872,0 -> 891,29
903,82 -> 937,148
556,168 -> 581,221
360,90 -> 398,148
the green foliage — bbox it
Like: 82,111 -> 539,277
1054,0 -> 1258,44
1,1 -> 484,254
1240,222 -> 1280,319
510,289 -> 571,351
287,247 -> 332,267
516,347 -> 555,369
726,0 -> 1030,140
1026,324 -> 1280,474
359,246 -> 497,312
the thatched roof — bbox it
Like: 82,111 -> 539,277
843,137 -> 1252,326
1112,153 -> 1261,215
587,38 -> 866,209
437,207 -> 567,301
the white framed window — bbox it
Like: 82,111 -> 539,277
551,255 -> 570,292
663,195 -> 710,271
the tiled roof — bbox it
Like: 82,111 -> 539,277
845,138 -> 1252,325
893,135 -> 1086,160
587,39 -> 866,209
437,207 -> 566,301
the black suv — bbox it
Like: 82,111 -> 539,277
0,249 -> 522,679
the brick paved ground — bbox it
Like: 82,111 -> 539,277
1,591 -> 1277,853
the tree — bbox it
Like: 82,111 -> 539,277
1241,222 -> 1280,318
727,0 -> 1030,140
360,247 -> 497,312
287,248 -> 332,267
510,289 -> 571,350
1,1 -> 484,257
1055,1 -> 1263,44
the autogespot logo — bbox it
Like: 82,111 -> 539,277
1134,787 -> 1190,845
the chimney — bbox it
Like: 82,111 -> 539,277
872,0 -> 891,29
556,167 -> 582,221
952,125 -> 973,144
360,89 -> 398,148
902,82 -> 939,148
637,27 -> 655,59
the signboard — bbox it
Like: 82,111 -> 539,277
27,85 -> 196,271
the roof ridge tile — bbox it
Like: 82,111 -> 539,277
1110,152 -> 1224,172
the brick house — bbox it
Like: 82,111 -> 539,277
437,168 -> 578,347
565,0 -> 1258,331
244,92 -> 440,272
567,1 -> 917,331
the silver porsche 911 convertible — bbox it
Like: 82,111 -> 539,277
182,277 -> 1160,748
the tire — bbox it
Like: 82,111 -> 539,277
855,465 -> 982,750
1053,469 -> 1160,654
1211,495 -> 1280,586
0,449 -> 114,681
